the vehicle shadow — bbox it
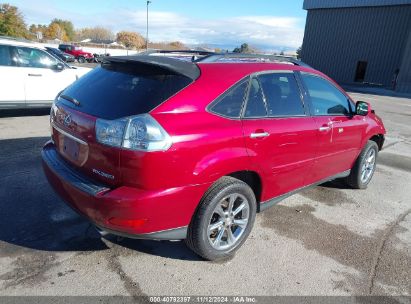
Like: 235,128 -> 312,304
0,136 -> 199,260
107,236 -> 201,261
320,179 -> 352,189
0,108 -> 50,118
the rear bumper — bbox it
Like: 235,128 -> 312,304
42,142 -> 210,240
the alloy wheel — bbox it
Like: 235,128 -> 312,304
361,148 -> 376,183
207,193 -> 250,250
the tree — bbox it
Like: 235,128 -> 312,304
0,3 -> 28,38
76,26 -> 115,42
233,43 -> 253,54
296,46 -> 302,59
45,22 -> 68,41
29,23 -> 47,40
116,31 -> 145,49
51,19 -> 75,41
168,41 -> 185,49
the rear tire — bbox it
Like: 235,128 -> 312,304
186,177 -> 256,261
346,140 -> 379,189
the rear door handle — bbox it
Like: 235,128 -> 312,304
319,126 -> 331,132
28,73 -> 42,77
250,132 -> 270,139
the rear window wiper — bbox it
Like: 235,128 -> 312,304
60,94 -> 80,106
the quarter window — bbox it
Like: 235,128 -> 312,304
301,73 -> 351,116
210,80 -> 248,118
15,47 -> 58,69
258,73 -> 305,117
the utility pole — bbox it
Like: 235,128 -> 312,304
146,1 -> 151,50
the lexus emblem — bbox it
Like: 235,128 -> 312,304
64,114 -> 72,126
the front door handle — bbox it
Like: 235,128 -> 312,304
250,132 -> 270,139
28,73 -> 42,77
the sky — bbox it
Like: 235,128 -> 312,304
11,0 -> 307,51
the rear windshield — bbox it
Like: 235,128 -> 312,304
59,63 -> 193,119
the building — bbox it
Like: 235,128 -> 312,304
301,0 -> 411,93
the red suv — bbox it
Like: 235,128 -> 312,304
42,54 -> 386,260
58,44 -> 94,63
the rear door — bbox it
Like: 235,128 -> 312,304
0,44 -> 25,108
298,72 -> 366,183
241,71 -> 318,200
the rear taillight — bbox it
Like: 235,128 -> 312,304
95,114 -> 172,152
95,119 -> 126,147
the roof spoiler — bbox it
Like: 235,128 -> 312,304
102,55 -> 201,80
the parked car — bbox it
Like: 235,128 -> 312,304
93,53 -> 110,63
0,38 -> 92,109
45,46 -> 75,62
42,54 -> 386,260
58,44 -> 94,63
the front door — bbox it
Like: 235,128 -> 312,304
299,72 -> 366,184
0,45 -> 25,108
15,46 -> 74,106
241,72 -> 318,201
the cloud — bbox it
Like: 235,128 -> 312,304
117,10 -> 304,50
17,2 -> 304,51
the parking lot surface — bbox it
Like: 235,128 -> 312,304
0,92 -> 410,296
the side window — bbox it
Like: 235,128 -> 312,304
244,77 -> 267,118
15,47 -> 58,69
0,45 -> 14,66
258,73 -> 305,117
301,73 -> 351,116
210,80 -> 248,118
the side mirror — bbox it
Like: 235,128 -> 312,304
356,101 -> 371,116
52,62 -> 65,71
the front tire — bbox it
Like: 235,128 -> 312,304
346,140 -> 379,189
77,56 -> 85,63
186,177 -> 256,261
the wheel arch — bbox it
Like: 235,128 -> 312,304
227,170 -> 263,208
369,134 -> 385,151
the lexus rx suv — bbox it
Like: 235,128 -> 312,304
42,54 -> 386,260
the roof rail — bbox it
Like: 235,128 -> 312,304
196,53 -> 311,68
139,49 -> 216,56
